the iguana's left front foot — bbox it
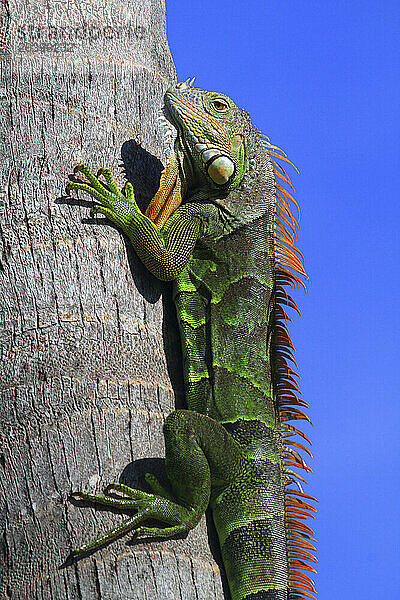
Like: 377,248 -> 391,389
70,480 -> 200,556
66,164 -> 140,231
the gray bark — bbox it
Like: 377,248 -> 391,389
0,1 -> 224,598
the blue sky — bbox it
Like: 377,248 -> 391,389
166,1 -> 400,597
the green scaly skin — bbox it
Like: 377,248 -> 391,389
66,81 -> 311,600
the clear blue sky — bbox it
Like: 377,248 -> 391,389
166,1 -> 400,597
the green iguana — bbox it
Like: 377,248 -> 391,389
66,79 -> 316,600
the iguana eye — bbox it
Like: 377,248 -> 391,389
211,99 -> 229,112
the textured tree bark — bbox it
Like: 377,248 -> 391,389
0,1 -> 224,598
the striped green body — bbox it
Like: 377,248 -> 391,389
174,207 -> 288,598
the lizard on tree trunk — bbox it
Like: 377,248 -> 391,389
66,80 -> 316,600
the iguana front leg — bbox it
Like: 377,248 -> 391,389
66,165 -> 199,281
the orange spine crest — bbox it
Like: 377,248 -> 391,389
268,145 -> 317,599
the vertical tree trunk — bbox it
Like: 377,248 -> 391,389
0,1 -> 224,598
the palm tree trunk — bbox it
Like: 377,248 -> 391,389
0,1 -> 224,597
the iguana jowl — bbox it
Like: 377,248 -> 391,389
66,80 -> 316,600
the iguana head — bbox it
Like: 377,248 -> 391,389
163,79 -> 248,194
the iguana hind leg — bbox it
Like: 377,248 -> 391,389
71,410 -> 244,555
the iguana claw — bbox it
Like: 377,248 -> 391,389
66,164 -> 139,231
70,480 -> 198,555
